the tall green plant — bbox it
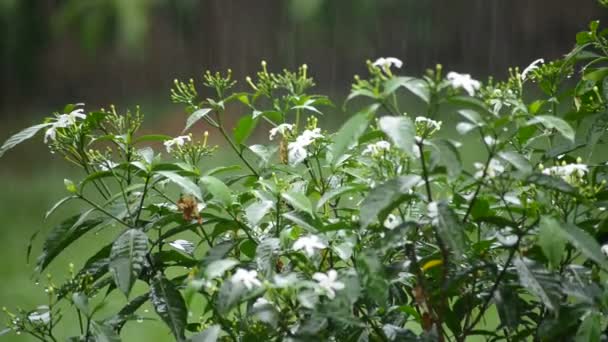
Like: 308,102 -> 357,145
3,18 -> 608,342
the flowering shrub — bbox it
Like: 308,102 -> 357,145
3,18 -> 608,342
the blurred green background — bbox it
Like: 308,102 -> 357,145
1,1 -> 606,340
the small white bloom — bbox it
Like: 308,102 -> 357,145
288,128 -> 323,165
383,214 -> 401,230
269,123 -> 294,140
169,239 -> 195,254
28,311 -> 50,325
602,244 -> 608,257
164,135 -> 191,153
44,126 -> 57,144
521,58 -> 544,81
293,235 -> 327,257
312,269 -> 345,299
362,140 -> 391,156
253,297 -> 271,309
372,57 -> 403,69
447,72 -> 481,96
474,159 -> 505,179
99,160 -> 119,171
483,136 -> 496,146
231,268 -> 262,290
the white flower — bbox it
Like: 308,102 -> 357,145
44,108 -> 87,144
521,58 -> 544,81
602,244 -> 608,257
542,163 -> 588,182
169,239 -> 195,254
415,116 -> 442,134
362,140 -> 391,156
164,135 -> 191,153
99,161 -> 119,171
288,128 -> 323,165
474,159 -> 505,179
427,202 -> 439,225
312,269 -> 345,299
28,310 -> 50,325
231,268 -> 262,290
293,235 -> 327,257
483,136 -> 496,147
372,57 -> 403,70
447,72 -> 481,96
269,123 -> 294,140
383,214 -> 401,230
252,297 -> 271,309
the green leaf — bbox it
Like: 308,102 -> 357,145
109,229 -> 148,297
282,212 -> 319,232
90,321 -> 121,342
378,115 -> 416,157
44,196 -> 78,220
498,151 -> 532,175
36,215 -> 103,272
105,292 -> 150,332
183,108 -> 212,133
538,217 -> 567,269
200,175 -> 232,205
157,171 -> 202,200
0,123 -> 52,158
549,217 -> 608,268
191,325 -> 222,342
133,134 -> 173,144
73,292 -> 91,317
383,77 -> 430,103
316,185 -> 365,211
357,251 -> 389,305
245,200 -> 274,226
435,201 -> 466,257
256,237 -> 280,277
282,191 -> 314,217
526,115 -> 575,142
360,175 -> 421,229
150,274 -> 188,342
329,108 -> 374,165
204,259 -> 239,279
526,173 -> 578,195
575,311 -> 601,342
217,276 -> 248,314
428,139 -> 462,180
513,257 -> 558,311
233,115 -> 258,145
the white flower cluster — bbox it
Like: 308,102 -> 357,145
362,140 -> 391,157
372,57 -> 403,70
231,268 -> 262,290
415,116 -> 442,136
447,72 -> 481,96
269,123 -> 294,140
164,135 -> 191,153
288,128 -> 323,165
542,162 -> 588,183
44,107 -> 87,144
474,158 -> 505,179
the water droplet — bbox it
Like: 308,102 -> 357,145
144,309 -> 149,313
136,317 -> 143,323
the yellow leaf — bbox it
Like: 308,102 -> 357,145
421,259 -> 443,272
